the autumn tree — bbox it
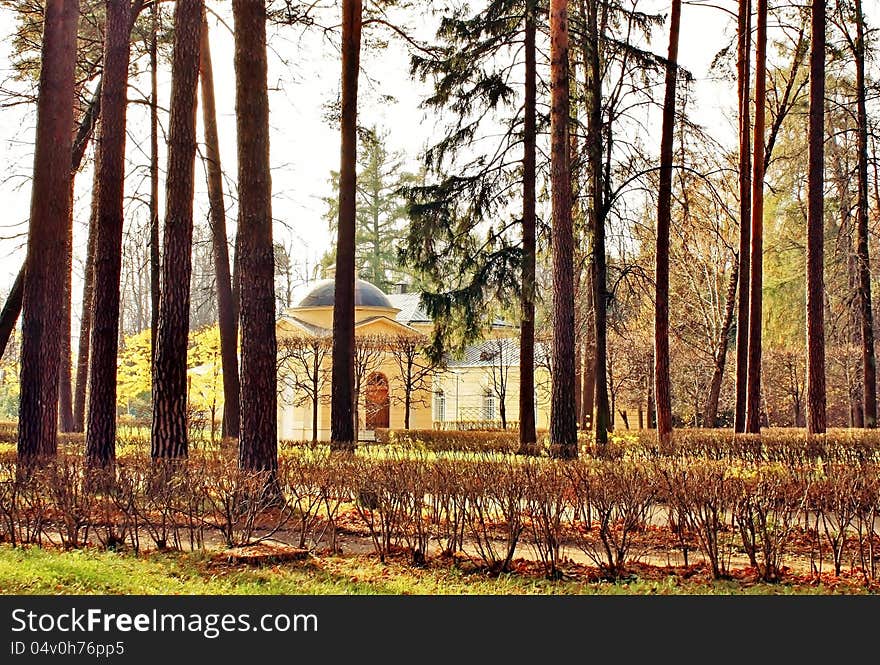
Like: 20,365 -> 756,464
744,0 -> 768,434
806,0 -> 826,434
331,0 -> 362,451
549,0 -> 577,458
654,0 -> 682,448
85,0 -> 133,467
17,0 -> 79,462
233,0 -> 277,472
151,0 -> 202,460
734,0 -> 752,433
403,0 -> 544,453
199,8 -> 240,439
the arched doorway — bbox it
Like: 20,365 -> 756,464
365,372 -> 390,429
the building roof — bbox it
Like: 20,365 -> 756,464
386,292 -> 432,325
296,278 -> 395,309
446,338 -> 550,368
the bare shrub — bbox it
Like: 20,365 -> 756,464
573,460 -> 657,578
347,456 -> 409,562
809,464 -> 861,577
426,458 -> 467,557
462,459 -> 524,572
202,459 -> 290,548
736,464 -> 806,581
663,459 -> 733,579
524,460 -> 571,578
41,458 -> 93,549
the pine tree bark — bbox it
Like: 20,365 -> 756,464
58,179 -> 75,432
0,0 -> 144,365
330,0 -> 362,451
548,0 -> 577,458
150,0 -> 160,362
233,0 -> 277,472
703,263 -> 738,426
72,155 -> 100,432
745,0 -> 767,433
151,0 -> 202,460
85,0 -> 132,468
734,0 -> 752,433
200,9 -> 241,440
518,0 -> 537,453
654,0 -> 681,448
854,0 -> 876,427
0,269 -> 23,360
585,0 -> 609,445
806,0 -> 826,435
17,0 -> 79,462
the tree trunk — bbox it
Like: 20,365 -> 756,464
654,0 -> 682,448
200,10 -> 241,440
704,263 -> 739,427
548,0 -> 577,458
151,0 -> 202,460
72,156 -> 100,432
745,0 -> 767,434
734,0 -> 752,433
86,0 -> 132,468
585,0 -> 609,446
0,1 -> 148,363
518,0 -> 537,453
581,335 -> 595,429
330,0 -> 362,451
806,0 -> 826,435
17,0 -> 79,462
150,0 -> 160,362
0,269 -> 23,361
233,0 -> 277,472
58,179 -> 75,432
854,0 -> 876,428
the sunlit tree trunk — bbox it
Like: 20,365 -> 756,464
233,0 -> 277,472
331,0 -> 362,451
704,264 -> 738,426
150,0 -> 160,362
585,0 -> 609,445
200,9 -> 241,440
518,0 -> 537,453
734,0 -> 752,433
86,0 -> 132,468
745,0 -> 767,434
151,0 -> 203,460
806,0 -> 826,435
548,0 -> 577,458
72,157 -> 100,432
17,0 -> 79,462
654,0 -> 682,448
854,0 -> 876,428
58,179 -> 74,432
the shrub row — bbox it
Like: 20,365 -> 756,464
0,451 -> 877,582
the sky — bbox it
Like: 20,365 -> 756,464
0,0 -> 740,322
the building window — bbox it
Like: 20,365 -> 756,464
483,391 -> 496,421
434,390 -> 446,422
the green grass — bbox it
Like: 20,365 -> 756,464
0,545 -> 869,595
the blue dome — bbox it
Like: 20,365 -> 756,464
296,279 -> 394,309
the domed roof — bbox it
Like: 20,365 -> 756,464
296,278 -> 395,309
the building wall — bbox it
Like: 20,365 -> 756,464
431,365 -> 552,431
